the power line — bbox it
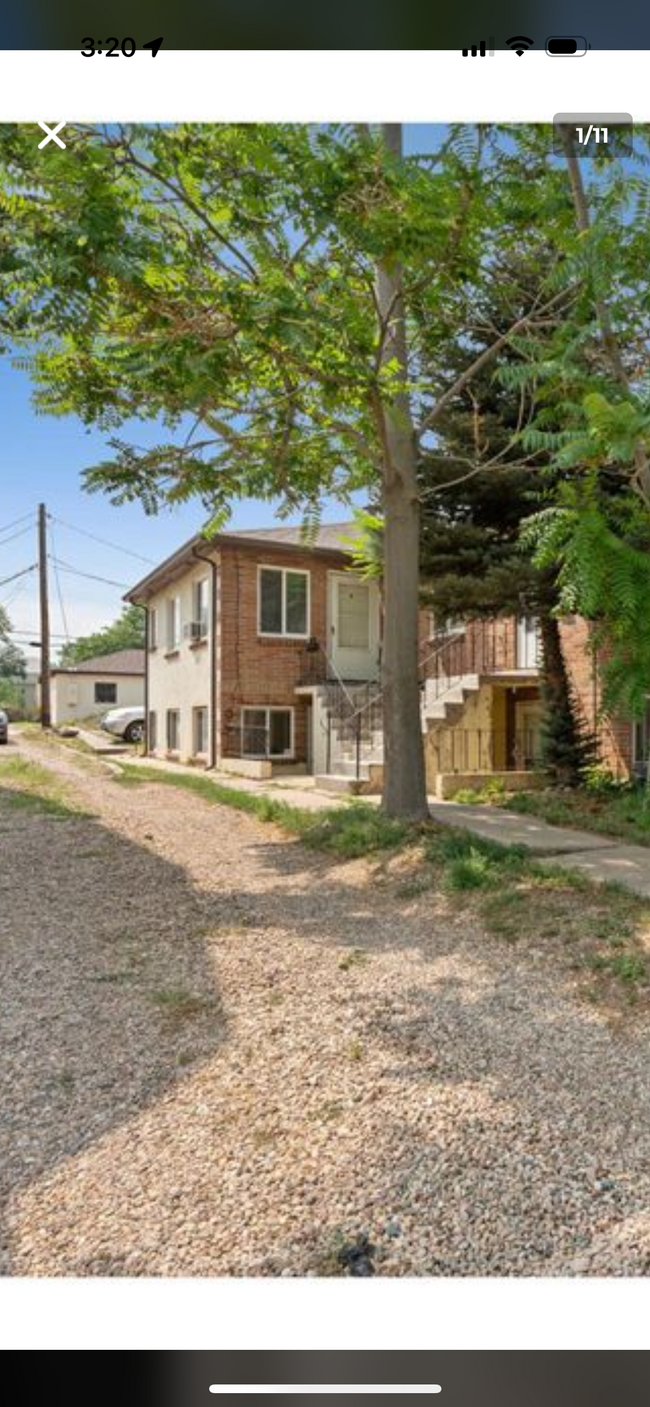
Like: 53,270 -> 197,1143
0,564 -> 38,589
9,629 -> 76,640
50,557 -> 130,590
0,524 -> 33,549
48,524 -> 71,644
0,511 -> 34,537
49,515 -> 156,566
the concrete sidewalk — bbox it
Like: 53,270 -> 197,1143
429,800 -> 650,899
115,755 -> 650,898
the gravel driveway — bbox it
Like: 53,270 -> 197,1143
3,733 -> 650,1276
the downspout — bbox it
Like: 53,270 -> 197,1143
132,600 -> 149,754
192,545 -> 218,769
143,604 -> 150,755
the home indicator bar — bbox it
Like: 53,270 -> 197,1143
209,1389 -> 443,1396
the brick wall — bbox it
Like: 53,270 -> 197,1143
218,544 -> 350,763
559,616 -> 633,776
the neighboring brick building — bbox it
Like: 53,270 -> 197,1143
127,522 -> 643,790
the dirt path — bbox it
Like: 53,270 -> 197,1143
4,732 -> 650,1276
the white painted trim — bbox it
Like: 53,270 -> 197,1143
257,563 -> 311,639
166,707 -> 181,751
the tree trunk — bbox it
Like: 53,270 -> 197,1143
375,124 -> 429,821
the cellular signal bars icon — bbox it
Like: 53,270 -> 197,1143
462,38 -> 495,56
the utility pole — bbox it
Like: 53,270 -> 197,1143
38,503 -> 51,729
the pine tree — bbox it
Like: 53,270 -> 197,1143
418,245 -> 595,784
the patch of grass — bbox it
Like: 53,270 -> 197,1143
590,953 -> 647,984
0,756 -> 85,818
449,778 -> 508,805
149,987 -> 214,1020
52,1069 -> 75,1093
503,784 -> 650,848
115,762 -> 650,1010
91,970 -> 134,985
424,827 -> 528,894
338,948 -> 369,971
115,764 -> 409,857
312,1100 -> 345,1123
347,1039 -> 364,1061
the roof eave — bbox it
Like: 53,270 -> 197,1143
125,532 -> 352,603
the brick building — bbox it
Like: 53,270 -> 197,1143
127,522 -> 643,793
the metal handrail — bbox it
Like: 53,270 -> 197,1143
328,626 -> 470,735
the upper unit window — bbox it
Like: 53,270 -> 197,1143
193,578 -> 209,637
149,608 -> 158,650
167,596 -> 181,651
259,567 -> 309,638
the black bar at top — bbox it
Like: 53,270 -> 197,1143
3,2 -> 650,48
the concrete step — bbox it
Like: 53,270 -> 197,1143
315,773 -> 366,795
330,758 -> 381,777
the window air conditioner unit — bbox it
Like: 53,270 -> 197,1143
183,620 -> 206,640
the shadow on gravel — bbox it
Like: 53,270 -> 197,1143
0,782 -> 227,1276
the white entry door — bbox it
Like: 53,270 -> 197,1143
328,573 -> 379,681
516,616 -> 540,669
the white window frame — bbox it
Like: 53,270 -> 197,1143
167,596 -> 181,651
193,578 -> 209,637
149,607 -> 158,650
166,708 -> 181,752
241,706 -> 295,759
193,706 -> 209,756
257,565 -> 310,639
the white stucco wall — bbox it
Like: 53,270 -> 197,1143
146,565 -> 213,763
50,672 -> 144,726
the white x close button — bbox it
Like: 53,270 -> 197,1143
38,121 -> 67,149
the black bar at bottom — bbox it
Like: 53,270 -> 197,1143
8,1351 -> 650,1407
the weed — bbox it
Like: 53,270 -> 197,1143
91,970 -> 133,984
347,1039 -> 364,1061
150,988 -> 214,1019
339,948 -> 369,971
313,1100 -> 345,1123
53,1069 -> 75,1093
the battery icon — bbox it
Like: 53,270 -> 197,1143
546,36 -> 589,55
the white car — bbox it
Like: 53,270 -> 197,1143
100,706 -> 145,744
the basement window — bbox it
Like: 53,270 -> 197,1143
241,707 -> 294,759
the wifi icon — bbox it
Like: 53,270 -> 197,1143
507,35 -> 534,55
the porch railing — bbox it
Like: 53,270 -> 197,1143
421,619 -> 537,706
430,727 -> 542,775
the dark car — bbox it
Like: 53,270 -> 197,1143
0,710 -> 8,744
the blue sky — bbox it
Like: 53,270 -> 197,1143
0,330 -> 354,666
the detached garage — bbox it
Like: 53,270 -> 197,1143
48,649 -> 145,727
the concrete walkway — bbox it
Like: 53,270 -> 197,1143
429,800 -> 650,899
103,753 -> 650,899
